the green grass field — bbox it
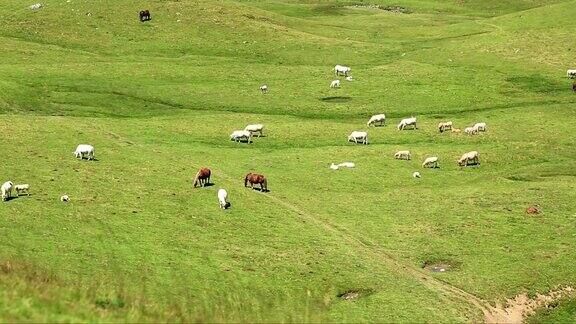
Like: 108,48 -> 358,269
1,0 -> 575,322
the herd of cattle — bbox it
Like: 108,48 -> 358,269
5,65 -> 574,207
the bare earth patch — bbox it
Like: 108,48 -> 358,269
485,287 -> 574,323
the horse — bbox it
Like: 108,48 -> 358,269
139,10 -> 151,22
244,173 -> 268,192
193,168 -> 211,187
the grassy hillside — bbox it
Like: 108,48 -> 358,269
0,0 -> 575,322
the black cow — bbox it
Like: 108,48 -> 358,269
139,10 -> 151,22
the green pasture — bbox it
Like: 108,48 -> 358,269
0,0 -> 575,322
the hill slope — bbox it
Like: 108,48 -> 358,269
0,0 -> 575,322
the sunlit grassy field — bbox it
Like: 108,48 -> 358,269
0,0 -> 575,322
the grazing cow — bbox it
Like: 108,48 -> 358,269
422,156 -> 439,168
14,184 -> 30,196
244,173 -> 268,192
413,171 -> 421,178
438,121 -> 453,133
217,188 -> 229,209
567,69 -> 576,79
60,195 -> 70,202
193,168 -> 211,187
451,128 -> 462,134
348,131 -> 368,145
74,144 -> 95,160
29,3 -> 43,10
260,84 -> 268,93
457,151 -> 480,166
394,150 -> 411,160
139,10 -> 151,22
334,65 -> 351,76
230,130 -> 252,143
397,117 -> 417,130
367,114 -> 386,127
330,162 -> 355,169
464,127 -> 478,135
245,124 -> 264,137
526,205 -> 541,214
1,181 -> 14,201
330,80 -> 341,88
473,122 -> 487,132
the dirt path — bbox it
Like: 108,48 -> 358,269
485,287 -> 574,323
263,192 -> 492,320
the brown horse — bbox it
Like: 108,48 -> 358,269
193,168 -> 211,187
244,173 -> 268,192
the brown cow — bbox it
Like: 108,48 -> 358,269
572,82 -> 576,92
244,173 -> 268,192
193,168 -> 211,187
525,205 -> 541,214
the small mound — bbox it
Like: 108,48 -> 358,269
337,288 -> 374,300
383,6 -> 411,14
349,4 -> 411,14
338,291 -> 360,300
422,261 -> 453,273
320,96 -> 352,103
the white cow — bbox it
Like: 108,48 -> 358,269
458,151 -> 480,166
422,156 -> 439,168
334,65 -> 351,76
397,117 -> 417,130
217,188 -> 229,209
244,124 -> 264,137
473,122 -> 486,132
567,69 -> 576,79
1,181 -> 14,201
345,76 -> 354,81
14,184 -> 30,196
260,84 -> 268,93
330,162 -> 355,170
74,144 -> 95,160
367,114 -> 386,127
338,162 -> 355,168
230,130 -> 252,143
438,121 -> 453,133
330,80 -> 341,88
348,131 -> 368,145
394,150 -> 411,160
464,127 -> 478,135
413,171 -> 421,178
60,195 -> 70,202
